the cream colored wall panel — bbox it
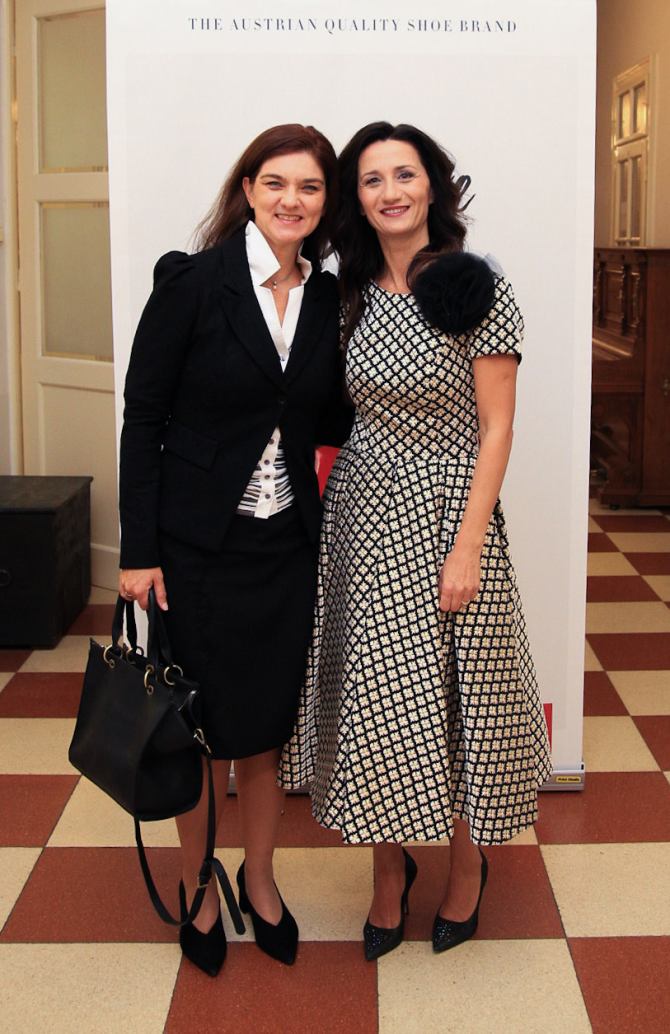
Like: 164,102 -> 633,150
39,382 -> 119,552
41,202 -> 113,359
39,8 -> 107,171
32,172 -> 109,201
28,358 -> 113,391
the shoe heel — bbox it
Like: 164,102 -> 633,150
402,848 -> 417,916
236,862 -> 299,965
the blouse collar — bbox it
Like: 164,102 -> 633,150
245,220 -> 312,288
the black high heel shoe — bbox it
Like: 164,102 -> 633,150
363,847 -> 418,962
178,880 -> 227,977
432,848 -> 488,953
236,862 -> 299,965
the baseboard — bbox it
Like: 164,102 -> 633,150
91,543 -> 120,590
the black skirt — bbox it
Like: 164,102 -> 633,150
159,506 -> 317,759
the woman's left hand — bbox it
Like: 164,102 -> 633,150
439,545 -> 482,613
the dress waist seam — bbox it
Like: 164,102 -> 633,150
340,442 -> 478,468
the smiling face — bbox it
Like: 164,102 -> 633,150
357,139 -> 433,248
242,151 -> 326,254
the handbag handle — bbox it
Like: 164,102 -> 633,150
111,595 -> 139,653
109,588 -> 171,669
146,586 -> 175,672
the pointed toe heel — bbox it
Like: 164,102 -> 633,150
364,848 -> 417,962
236,862 -> 299,965
178,881 -> 227,977
432,849 -> 488,954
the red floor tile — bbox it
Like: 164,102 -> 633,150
588,533 -> 617,552
626,553 -> 670,575
217,795 -> 343,849
633,716 -> 670,770
587,633 -> 670,670
586,575 -> 659,602
67,604 -> 116,636
535,772 -> 670,843
594,516 -> 670,533
0,650 -> 31,672
0,673 -> 82,717
405,845 -> 563,940
0,847 -> 180,943
570,937 -> 670,1034
0,775 -> 79,847
166,942 -> 377,1034
583,672 -> 628,716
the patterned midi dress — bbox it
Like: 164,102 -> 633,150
279,275 -> 552,845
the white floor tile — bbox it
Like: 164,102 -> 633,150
216,846 -> 373,942
378,939 -> 591,1034
584,640 -> 602,672
583,716 -> 659,772
20,636 -> 90,673
0,718 -> 77,774
0,943 -> 179,1034
48,777 -> 180,847
643,575 -> 670,601
609,671 -> 670,715
541,843 -> 670,936
0,848 -> 41,928
606,532 -> 670,553
585,601 -> 670,634
587,553 -> 637,576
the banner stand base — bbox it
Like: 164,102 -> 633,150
541,762 -> 586,791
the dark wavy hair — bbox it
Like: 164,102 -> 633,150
194,124 -> 338,261
335,122 -> 468,344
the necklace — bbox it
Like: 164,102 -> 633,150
269,267 -> 297,291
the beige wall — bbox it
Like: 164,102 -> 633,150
596,0 -> 670,246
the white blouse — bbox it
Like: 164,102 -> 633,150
237,220 -> 312,518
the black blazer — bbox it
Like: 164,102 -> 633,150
119,230 -> 351,569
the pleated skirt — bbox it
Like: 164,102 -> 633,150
159,506 -> 317,760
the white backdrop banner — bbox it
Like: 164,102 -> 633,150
108,0 -> 596,780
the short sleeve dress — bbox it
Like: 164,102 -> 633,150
279,275 -> 552,845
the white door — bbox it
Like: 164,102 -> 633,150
16,0 -> 118,588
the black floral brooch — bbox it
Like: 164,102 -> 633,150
413,252 -> 496,336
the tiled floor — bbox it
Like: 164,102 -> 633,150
1,501 -> 669,1033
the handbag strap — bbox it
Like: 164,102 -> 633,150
146,587 -> 174,671
133,750 -> 246,933
111,595 -> 138,653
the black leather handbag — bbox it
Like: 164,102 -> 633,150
68,589 -> 244,933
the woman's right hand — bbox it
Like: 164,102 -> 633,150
118,567 -> 168,611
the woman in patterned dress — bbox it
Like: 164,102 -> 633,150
280,122 -> 552,959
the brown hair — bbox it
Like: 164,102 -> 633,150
194,124 -> 338,260
335,122 -> 468,345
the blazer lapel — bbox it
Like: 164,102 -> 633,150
283,273 -> 329,385
217,232 -> 284,389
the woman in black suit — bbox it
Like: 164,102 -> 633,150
118,124 -> 350,976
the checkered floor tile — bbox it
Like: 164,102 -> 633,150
1,502 -> 669,1033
